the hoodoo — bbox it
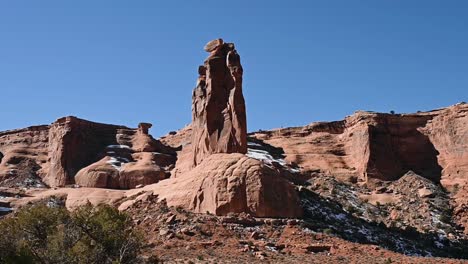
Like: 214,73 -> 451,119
191,38 -> 247,167
133,39 -> 302,218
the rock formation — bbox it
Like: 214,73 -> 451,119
0,117 -> 176,189
0,125 -> 49,187
46,116 -> 128,186
125,153 -> 302,217
191,38 -> 247,167
69,120 -> 176,189
1,37 -> 467,228
250,103 -> 468,231
250,105 -> 468,185
142,39 -> 302,217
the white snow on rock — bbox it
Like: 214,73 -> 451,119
247,148 -> 301,173
247,148 -> 285,165
247,142 -> 262,147
106,157 -> 129,171
107,144 -> 131,149
0,207 -> 12,212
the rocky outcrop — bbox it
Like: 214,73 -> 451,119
146,39 -> 302,218
0,117 -> 176,189
419,104 -> 468,234
73,121 -> 176,189
46,116 -> 126,186
251,103 -> 468,230
126,153 -> 302,217
0,125 -> 49,187
251,105 -> 468,185
419,105 -> 468,190
191,38 -> 247,167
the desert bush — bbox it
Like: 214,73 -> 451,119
0,203 -> 145,264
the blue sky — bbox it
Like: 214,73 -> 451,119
0,1 -> 467,136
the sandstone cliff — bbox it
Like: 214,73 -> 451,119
251,104 -> 467,186
0,117 -> 176,188
249,103 -> 468,232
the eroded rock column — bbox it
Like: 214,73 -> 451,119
191,39 -> 247,167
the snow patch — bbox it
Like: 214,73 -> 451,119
333,213 -> 347,221
247,148 -> 284,165
106,157 -> 129,171
0,207 -> 12,212
107,145 -> 131,149
247,148 -> 300,173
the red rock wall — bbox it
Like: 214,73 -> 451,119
0,116 -> 176,188
46,116 -> 126,186
0,125 -> 50,183
252,104 -> 467,186
362,114 -> 441,182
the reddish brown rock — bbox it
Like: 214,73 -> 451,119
420,104 -> 468,191
0,116 -> 176,189
73,121 -> 175,189
126,153 -> 302,218
203,38 -> 224,52
251,103 -> 468,231
75,152 -> 167,189
251,106 -> 468,184
46,116 -> 126,187
191,39 -> 247,167
160,125 -> 193,177
420,103 -> 468,234
0,125 -> 49,187
74,157 -> 120,188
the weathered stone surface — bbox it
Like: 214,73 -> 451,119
191,38 -> 247,167
75,153 -> 167,189
203,38 -> 224,52
75,157 -> 120,188
251,105 -> 468,184
250,103 -> 468,231
0,116 -> 176,189
73,122 -> 175,189
419,103 -> 468,234
46,116 -> 126,187
127,153 -> 302,218
0,125 -> 49,187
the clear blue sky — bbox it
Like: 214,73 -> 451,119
1,1 -> 467,136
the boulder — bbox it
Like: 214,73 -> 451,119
203,38 -> 224,52
75,153 -> 168,189
75,157 -> 120,188
127,153 -> 302,218
418,188 -> 435,198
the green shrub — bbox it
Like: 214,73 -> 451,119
0,203 -> 145,264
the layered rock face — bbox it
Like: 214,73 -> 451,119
251,103 -> 468,230
0,125 -> 49,187
46,116 -> 127,186
0,117 -> 176,189
191,38 -> 247,167
251,105 -> 468,185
